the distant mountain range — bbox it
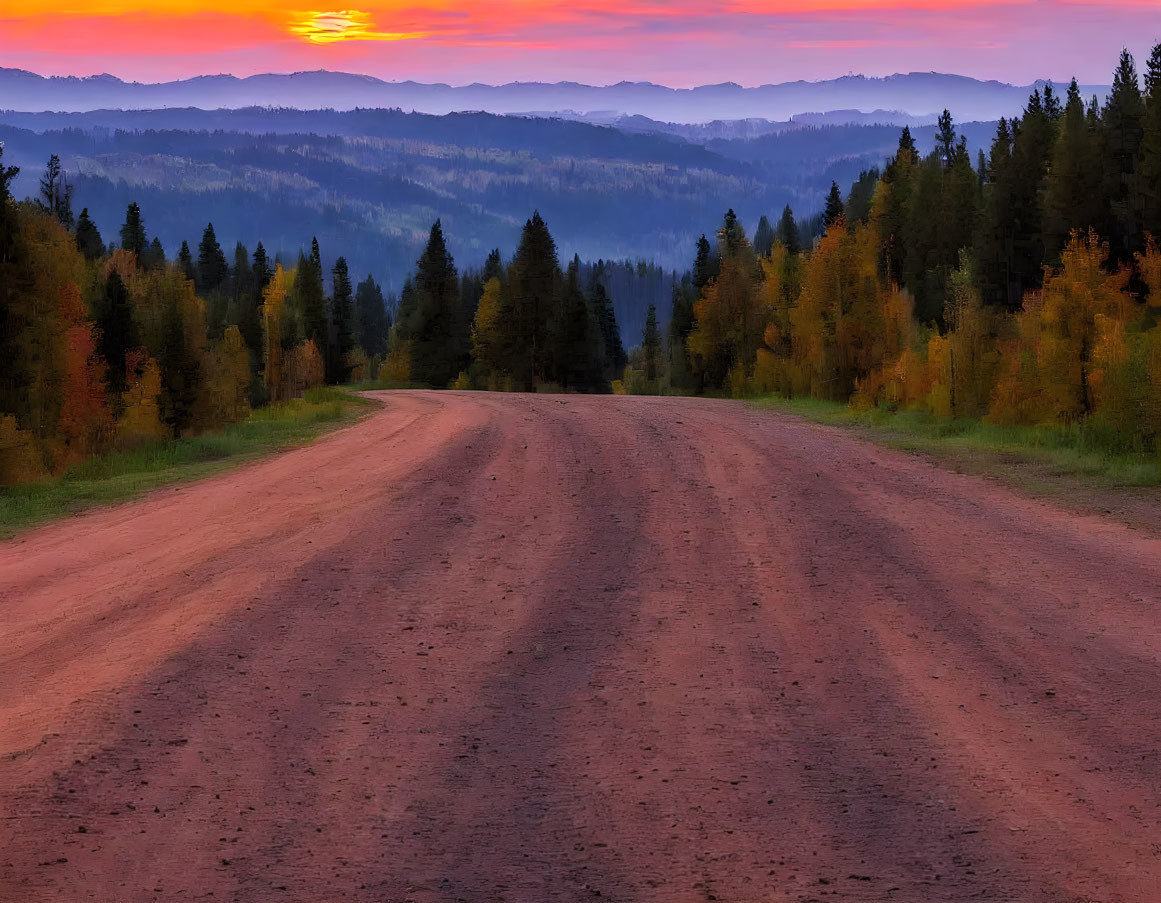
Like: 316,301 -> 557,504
1,68 -> 1110,123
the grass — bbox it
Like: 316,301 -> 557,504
751,395 -> 1161,524
0,387 -> 377,538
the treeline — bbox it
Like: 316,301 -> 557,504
385,214 -> 626,392
0,151 -> 394,483
0,143 -> 633,483
662,45 -> 1161,454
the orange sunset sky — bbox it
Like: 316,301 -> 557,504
3,0 -> 1158,86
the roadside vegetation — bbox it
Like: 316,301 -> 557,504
755,395 -> 1161,520
0,387 -> 373,537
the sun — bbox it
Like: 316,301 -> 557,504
289,10 -> 427,44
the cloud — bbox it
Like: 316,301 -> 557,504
288,9 -> 427,43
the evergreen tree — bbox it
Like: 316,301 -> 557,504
508,211 -> 561,390
120,202 -> 146,258
409,220 -> 466,387
298,237 -> 327,352
94,271 -> 139,397
935,109 -> 957,167
823,182 -> 845,232
197,222 -> 228,294
1101,49 -> 1145,263
845,168 -> 880,225
230,242 -> 261,400
692,234 -> 719,288
590,275 -> 626,380
74,208 -> 104,260
232,241 -> 252,308
668,276 -> 698,391
355,275 -> 389,358
177,240 -> 195,281
975,117 -> 1017,305
896,126 -> 918,165
753,215 -> 776,257
720,208 -> 747,254
37,155 -> 73,229
776,205 -> 801,255
482,248 -> 504,283
1044,82 -> 1064,120
142,237 -> 165,272
329,256 -> 355,383
642,302 -> 661,381
557,257 -> 602,391
881,127 -> 919,285
1043,78 -> 1105,261
1143,43 -> 1161,243
252,241 -> 272,290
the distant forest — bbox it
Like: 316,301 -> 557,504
0,106 -> 996,309
2,44 -> 1159,484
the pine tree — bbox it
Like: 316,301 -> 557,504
776,205 -> 801,255
590,277 -> 626,380
120,202 -> 146,258
409,220 -> 466,387
177,240 -> 195,281
881,127 -> 919,285
329,256 -> 355,384
74,208 -> 104,259
509,211 -> 561,390
668,276 -> 698,391
1043,78 -> 1105,262
975,117 -> 1017,305
823,182 -> 845,232
94,271 -> 139,397
1141,43 -> 1161,244
844,168 -> 880,224
1101,49 -> 1145,263
557,257 -> 602,391
142,237 -> 165,272
355,275 -> 389,358
897,126 -> 918,165
230,242 -> 261,401
642,302 -> 661,381
692,234 -> 719,288
37,155 -> 73,229
252,242 -> 272,290
1044,82 -> 1063,120
298,237 -> 327,352
753,215 -> 776,258
935,109 -> 957,168
197,222 -> 228,294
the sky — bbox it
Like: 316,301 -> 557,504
2,0 -> 1158,87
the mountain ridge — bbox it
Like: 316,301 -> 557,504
1,67 -> 1110,123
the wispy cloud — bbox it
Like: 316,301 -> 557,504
289,9 -> 427,44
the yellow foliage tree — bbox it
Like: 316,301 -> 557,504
471,276 -> 506,382
198,325 -> 251,426
989,232 -> 1134,426
262,265 -> 289,402
284,338 -> 325,398
117,351 -> 167,444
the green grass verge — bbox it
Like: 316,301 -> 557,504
751,395 -> 1161,497
0,387 -> 377,538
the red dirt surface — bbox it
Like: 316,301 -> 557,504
3,391 -> 1161,903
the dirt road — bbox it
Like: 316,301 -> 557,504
3,391 -> 1161,903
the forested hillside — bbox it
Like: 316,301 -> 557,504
656,48 -> 1161,457
0,106 -> 989,306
